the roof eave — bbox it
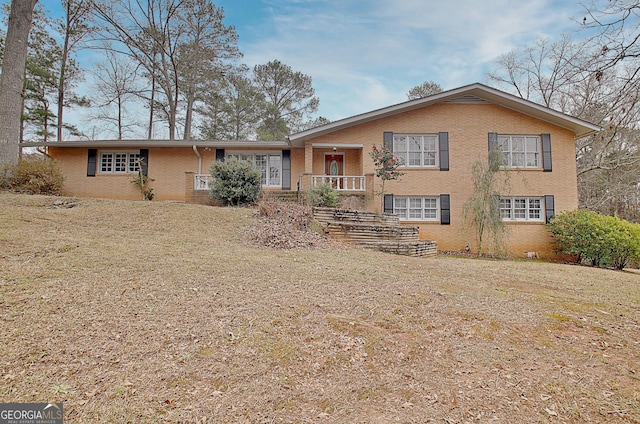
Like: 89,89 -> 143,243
289,83 -> 601,143
20,140 -> 292,148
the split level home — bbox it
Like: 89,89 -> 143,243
22,83 -> 600,258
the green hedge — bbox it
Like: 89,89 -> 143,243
547,209 -> 640,270
209,158 -> 262,206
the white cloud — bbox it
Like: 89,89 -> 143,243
228,0 -> 585,120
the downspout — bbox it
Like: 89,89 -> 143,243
192,145 -> 202,174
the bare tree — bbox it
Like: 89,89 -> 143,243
93,0 -> 239,140
56,0 -> 92,141
0,0 -> 37,166
489,33 -> 640,221
582,0 -> 640,93
89,49 -> 145,139
488,34 -> 589,111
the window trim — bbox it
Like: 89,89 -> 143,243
499,196 -> 544,222
393,133 -> 440,168
98,151 -> 141,174
226,150 -> 283,188
392,196 -> 440,221
496,134 -> 541,169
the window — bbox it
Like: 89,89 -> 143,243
393,134 -> 438,167
499,197 -> 543,221
99,152 -> 140,173
227,152 -> 282,187
393,196 -> 439,221
497,135 -> 540,168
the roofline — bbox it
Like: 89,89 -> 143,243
20,139 -> 291,148
289,82 -> 601,144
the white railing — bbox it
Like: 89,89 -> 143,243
312,175 -> 365,191
194,174 -> 213,190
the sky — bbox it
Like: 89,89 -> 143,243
210,0 -> 588,121
34,0 -> 590,137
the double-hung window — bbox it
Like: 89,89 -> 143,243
393,134 -> 439,167
393,196 -> 439,221
499,197 -> 543,221
100,152 -> 140,173
227,152 -> 282,187
497,135 -> 540,168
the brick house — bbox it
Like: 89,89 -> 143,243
23,83 -> 600,257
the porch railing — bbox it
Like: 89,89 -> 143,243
194,174 -> 213,190
312,175 -> 365,191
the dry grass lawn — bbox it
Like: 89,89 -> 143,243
1,192 -> 639,423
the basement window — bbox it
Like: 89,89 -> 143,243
499,197 -> 543,221
393,196 -> 439,221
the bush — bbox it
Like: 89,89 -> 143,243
547,209 -> 640,270
209,157 -> 261,206
307,182 -> 339,208
1,158 -> 64,195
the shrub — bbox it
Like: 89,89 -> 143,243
547,209 -> 640,270
209,157 -> 261,206
307,182 -> 339,208
1,158 -> 64,195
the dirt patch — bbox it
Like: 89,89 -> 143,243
1,193 -> 639,423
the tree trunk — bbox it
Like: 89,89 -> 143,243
57,25 -> 71,141
0,0 -> 37,166
148,65 -> 156,140
183,96 -> 194,140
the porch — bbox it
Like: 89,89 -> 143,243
184,142 -> 376,208
185,171 -> 375,209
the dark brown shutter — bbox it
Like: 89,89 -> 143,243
439,132 -> 449,171
282,150 -> 291,190
383,131 -> 393,151
488,132 -> 498,151
544,195 -> 555,223
440,194 -> 450,225
215,148 -> 225,161
541,133 -> 552,172
139,149 -> 149,177
87,149 -> 97,177
384,194 -> 394,214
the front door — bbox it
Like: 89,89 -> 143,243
325,153 -> 344,188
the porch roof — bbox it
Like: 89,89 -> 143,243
288,82 -> 601,146
20,139 -> 291,149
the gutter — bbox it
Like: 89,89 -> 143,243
192,145 -> 202,174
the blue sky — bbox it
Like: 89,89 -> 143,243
35,0 -> 589,137
212,0 -> 587,121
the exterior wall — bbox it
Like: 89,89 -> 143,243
48,146 -> 201,201
309,148 -> 362,176
49,145 -> 304,202
302,103 -> 579,258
